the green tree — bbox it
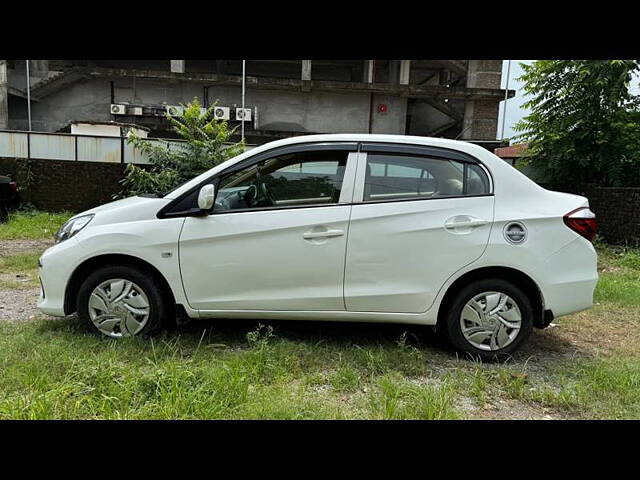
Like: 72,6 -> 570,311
513,60 -> 640,187
118,98 -> 245,197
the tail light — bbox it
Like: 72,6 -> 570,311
9,181 -> 17,193
563,207 -> 597,242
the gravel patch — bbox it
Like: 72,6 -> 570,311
0,286 -> 43,322
0,238 -> 54,257
0,238 -> 54,322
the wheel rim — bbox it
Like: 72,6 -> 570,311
88,278 -> 150,338
459,291 -> 522,351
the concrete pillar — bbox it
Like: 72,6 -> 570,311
363,60 -> 374,83
461,60 -> 503,140
301,60 -> 312,81
0,60 -> 7,130
170,60 -> 185,73
30,60 -> 49,78
399,60 -> 411,85
301,60 -> 312,92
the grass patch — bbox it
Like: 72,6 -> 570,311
0,252 -> 41,289
0,210 -> 72,241
505,356 -> 640,419
0,252 -> 41,273
594,243 -> 640,307
0,320 -> 464,420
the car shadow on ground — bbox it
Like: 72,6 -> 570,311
176,316 -> 449,351
172,316 -> 585,365
41,314 -> 588,366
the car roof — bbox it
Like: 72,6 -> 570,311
249,133 -> 488,153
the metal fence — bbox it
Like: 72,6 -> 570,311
0,130 -> 254,165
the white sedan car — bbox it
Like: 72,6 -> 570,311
38,134 -> 598,360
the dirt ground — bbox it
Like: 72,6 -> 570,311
0,239 -> 53,322
0,239 -> 53,257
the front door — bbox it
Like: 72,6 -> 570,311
179,148 -> 357,311
344,146 -> 494,313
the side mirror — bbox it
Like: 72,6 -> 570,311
197,184 -> 216,211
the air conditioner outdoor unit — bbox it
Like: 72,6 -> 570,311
212,106 -> 230,120
110,104 -> 126,115
166,105 -> 184,117
235,108 -> 252,122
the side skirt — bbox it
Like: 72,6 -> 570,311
195,309 -> 437,326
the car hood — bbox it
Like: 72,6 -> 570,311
78,195 -> 172,225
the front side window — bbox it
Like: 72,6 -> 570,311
363,153 -> 489,202
214,150 -> 348,212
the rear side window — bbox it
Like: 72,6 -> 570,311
363,153 -> 490,202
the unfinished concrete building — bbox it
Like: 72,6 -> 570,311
0,60 -> 513,146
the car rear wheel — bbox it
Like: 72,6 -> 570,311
77,265 -> 169,338
443,278 -> 533,361
0,206 -> 8,224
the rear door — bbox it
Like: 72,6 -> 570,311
344,143 -> 494,313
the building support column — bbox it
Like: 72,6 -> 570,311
170,60 -> 185,73
461,60 -> 503,140
0,60 -> 7,130
363,60 -> 374,83
30,60 -> 49,78
301,60 -> 312,92
399,60 -> 411,85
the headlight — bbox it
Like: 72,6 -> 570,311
54,214 -> 94,244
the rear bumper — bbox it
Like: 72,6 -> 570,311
539,237 -> 598,318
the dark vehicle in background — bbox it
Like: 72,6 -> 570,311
0,175 -> 19,223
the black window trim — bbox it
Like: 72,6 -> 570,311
157,141 -> 358,219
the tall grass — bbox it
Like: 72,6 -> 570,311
0,319 -> 463,419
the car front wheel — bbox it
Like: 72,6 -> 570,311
77,265 -> 169,338
443,278 -> 534,361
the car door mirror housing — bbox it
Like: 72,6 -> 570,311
197,184 -> 216,211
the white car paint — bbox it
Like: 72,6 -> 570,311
37,134 -> 598,334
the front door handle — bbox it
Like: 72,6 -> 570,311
303,229 -> 345,239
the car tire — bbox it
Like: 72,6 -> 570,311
0,206 -> 8,224
77,265 -> 171,338
443,278 -> 533,361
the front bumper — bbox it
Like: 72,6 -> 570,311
37,238 -> 83,317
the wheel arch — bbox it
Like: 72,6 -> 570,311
436,266 -> 545,330
64,253 -> 176,315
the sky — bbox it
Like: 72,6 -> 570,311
497,60 -> 640,141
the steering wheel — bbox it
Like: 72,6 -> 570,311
259,182 -> 276,206
243,184 -> 258,207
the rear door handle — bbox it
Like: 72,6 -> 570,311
444,216 -> 488,231
303,229 -> 345,239
445,219 -> 488,228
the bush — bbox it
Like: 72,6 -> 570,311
118,98 -> 245,198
